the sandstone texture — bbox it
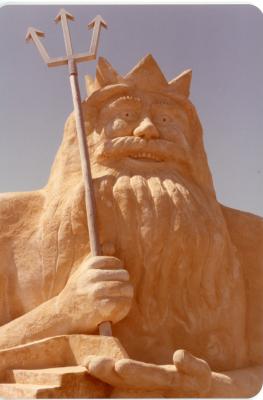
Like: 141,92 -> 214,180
0,54 -> 262,397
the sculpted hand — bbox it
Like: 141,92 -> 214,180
56,256 -> 133,333
85,349 -> 212,397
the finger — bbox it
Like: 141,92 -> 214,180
97,296 -> 132,323
173,349 -> 211,377
173,350 -> 211,394
87,269 -> 130,283
92,281 -> 134,298
86,256 -> 123,270
84,356 -> 124,387
115,359 -> 178,389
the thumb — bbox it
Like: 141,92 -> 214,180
173,349 -> 212,395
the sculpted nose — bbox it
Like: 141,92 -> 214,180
133,117 -> 159,140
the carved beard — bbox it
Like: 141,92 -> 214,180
42,107 -> 247,367
94,165 -> 246,366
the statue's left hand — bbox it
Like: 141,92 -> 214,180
85,349 -> 212,396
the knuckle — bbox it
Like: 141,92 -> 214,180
90,282 -> 104,297
117,283 -> 133,297
92,281 -> 134,298
119,269 -> 130,281
85,256 -> 107,269
88,269 -> 130,283
85,269 -> 102,283
124,283 -> 134,297
86,256 -> 123,270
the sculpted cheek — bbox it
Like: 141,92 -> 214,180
106,118 -> 132,138
161,125 -> 190,148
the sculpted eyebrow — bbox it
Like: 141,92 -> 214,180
151,102 -> 189,122
152,100 -> 178,107
107,96 -> 142,108
152,101 -> 186,113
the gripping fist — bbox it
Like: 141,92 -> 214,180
56,256 -> 133,333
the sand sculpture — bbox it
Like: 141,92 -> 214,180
0,55 -> 262,398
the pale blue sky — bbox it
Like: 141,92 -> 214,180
0,4 -> 262,216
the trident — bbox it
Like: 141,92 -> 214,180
26,9 -> 112,337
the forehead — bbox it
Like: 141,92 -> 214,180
101,91 -> 184,110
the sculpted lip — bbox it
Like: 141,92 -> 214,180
128,152 -> 164,162
94,137 -> 195,173
94,137 -> 173,163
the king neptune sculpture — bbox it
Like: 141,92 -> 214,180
0,55 -> 262,397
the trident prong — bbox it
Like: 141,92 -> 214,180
88,15 -> 107,57
25,28 -> 49,63
26,10 -> 111,337
55,9 -> 74,58
25,9 -> 107,67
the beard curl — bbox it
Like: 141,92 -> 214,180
92,167 -> 243,339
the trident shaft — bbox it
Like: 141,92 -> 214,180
26,9 -> 112,337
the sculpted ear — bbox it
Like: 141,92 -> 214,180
168,69 -> 192,97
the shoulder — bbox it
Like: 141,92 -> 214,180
0,191 -> 45,323
0,191 -> 44,237
221,204 -> 263,254
221,204 -> 263,364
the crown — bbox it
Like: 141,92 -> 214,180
85,54 -> 192,99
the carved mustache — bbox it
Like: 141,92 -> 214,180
93,136 -> 193,166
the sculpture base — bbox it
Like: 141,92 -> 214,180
0,334 -> 128,398
0,366 -> 108,398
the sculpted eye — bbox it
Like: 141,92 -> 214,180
154,114 -> 172,125
120,110 -> 138,122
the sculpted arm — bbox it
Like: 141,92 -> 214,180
0,256 -> 133,350
86,351 -> 263,398
0,296 -> 68,350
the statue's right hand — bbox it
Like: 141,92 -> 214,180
56,256 -> 133,333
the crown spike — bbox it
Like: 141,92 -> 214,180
87,55 -> 193,98
168,69 -> 192,97
85,75 -> 97,95
95,57 -> 123,88
125,54 -> 167,90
